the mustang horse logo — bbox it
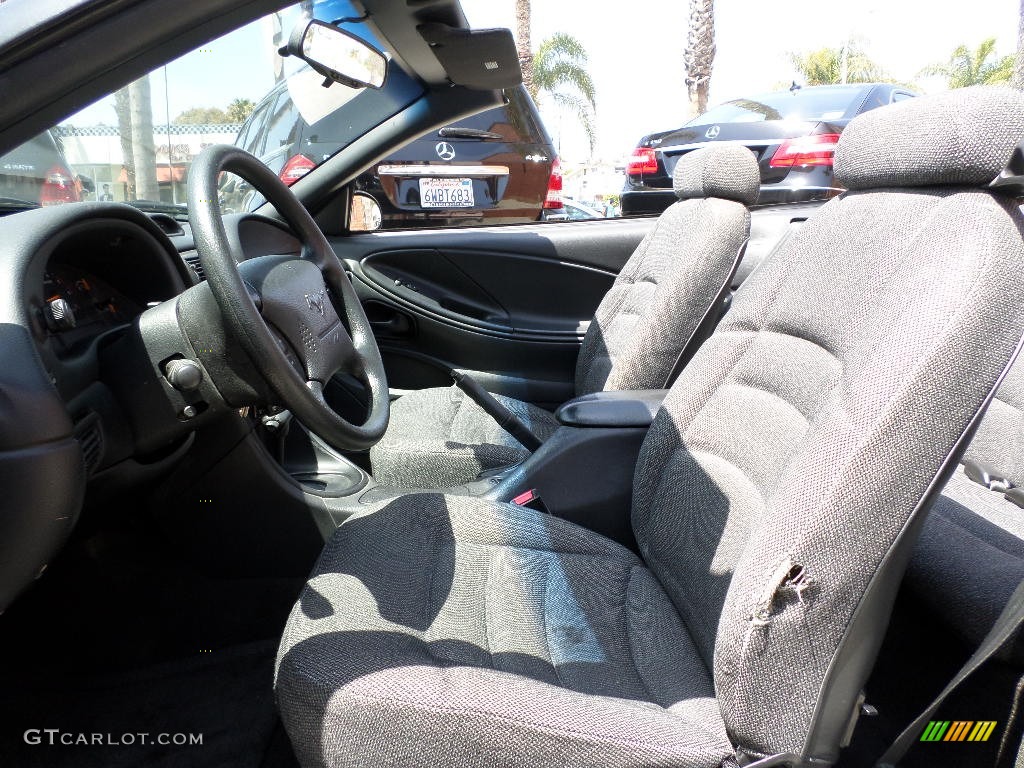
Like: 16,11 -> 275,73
305,291 -> 326,316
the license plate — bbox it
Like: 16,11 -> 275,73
418,178 -> 475,208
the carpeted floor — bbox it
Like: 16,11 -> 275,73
0,526 -> 304,767
0,639 -> 288,767
837,589 -> 1023,768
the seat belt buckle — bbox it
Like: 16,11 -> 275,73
963,458 -> 1013,492
1005,487 -> 1024,509
511,488 -> 548,513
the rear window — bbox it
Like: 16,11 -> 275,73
445,88 -> 543,145
689,87 -> 867,125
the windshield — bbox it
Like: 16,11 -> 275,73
687,86 -> 868,126
0,0 -> 422,212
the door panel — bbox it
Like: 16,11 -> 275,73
332,217 -> 655,404
361,248 -> 512,332
440,250 -> 613,335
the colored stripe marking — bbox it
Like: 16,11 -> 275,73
921,721 -> 950,742
944,721 -> 973,741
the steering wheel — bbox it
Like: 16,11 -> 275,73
187,145 -> 389,451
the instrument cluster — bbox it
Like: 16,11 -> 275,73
42,263 -> 145,355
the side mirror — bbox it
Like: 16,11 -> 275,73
349,192 -> 382,232
281,20 -> 387,90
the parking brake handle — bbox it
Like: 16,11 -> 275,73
449,369 -> 544,452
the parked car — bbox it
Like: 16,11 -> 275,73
621,83 -> 916,215
562,198 -> 604,220
0,130 -> 82,207
221,81 -> 564,227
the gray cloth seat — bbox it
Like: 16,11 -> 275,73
370,144 -> 760,489
276,496 -> 733,768
907,360 -> 1024,659
277,87 -> 1024,768
367,387 -> 562,489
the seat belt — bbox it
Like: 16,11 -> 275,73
449,369 -> 544,452
876,577 -> 1024,767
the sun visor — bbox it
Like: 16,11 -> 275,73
418,23 -> 522,90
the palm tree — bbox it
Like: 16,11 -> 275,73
1014,1 -> 1024,89
514,0 -> 533,95
921,38 -> 1013,88
128,75 -> 159,201
684,0 -> 715,118
114,87 -> 135,199
531,33 -> 597,153
789,45 -> 884,86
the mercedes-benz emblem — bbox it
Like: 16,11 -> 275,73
305,290 -> 326,316
705,125 -> 721,139
435,141 -> 456,161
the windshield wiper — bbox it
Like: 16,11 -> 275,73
437,127 -> 504,141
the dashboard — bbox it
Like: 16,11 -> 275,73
26,216 -> 193,405
0,201 -> 304,617
0,203 -> 304,464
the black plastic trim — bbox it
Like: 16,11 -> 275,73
555,389 -> 668,428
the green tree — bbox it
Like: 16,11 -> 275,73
531,33 -> 597,153
174,106 -> 229,124
921,38 -> 1013,88
790,44 -> 885,85
684,0 -> 716,118
226,98 -> 255,122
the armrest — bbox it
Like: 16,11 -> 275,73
554,389 -> 668,428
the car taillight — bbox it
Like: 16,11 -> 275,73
626,147 -> 659,177
40,164 -> 81,206
280,154 -> 316,186
768,133 -> 841,168
543,157 -> 563,209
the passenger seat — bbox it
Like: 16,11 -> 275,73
907,355 -> 1024,659
370,143 -> 760,489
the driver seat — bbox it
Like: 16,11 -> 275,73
275,87 -> 1024,767
369,143 -> 760,489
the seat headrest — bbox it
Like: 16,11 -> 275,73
673,144 -> 760,205
835,86 -> 1024,191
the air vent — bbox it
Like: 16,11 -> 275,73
182,252 -> 205,282
74,413 -> 104,475
149,213 -> 185,237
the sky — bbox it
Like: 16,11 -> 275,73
461,0 -> 1020,162
63,0 -> 1019,163
69,19 -> 274,129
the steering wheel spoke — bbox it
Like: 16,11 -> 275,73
188,145 -> 389,451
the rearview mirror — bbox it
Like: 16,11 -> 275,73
281,20 -> 387,90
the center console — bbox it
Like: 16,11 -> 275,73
284,388 -> 669,550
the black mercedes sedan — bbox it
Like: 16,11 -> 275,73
621,83 -> 916,215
